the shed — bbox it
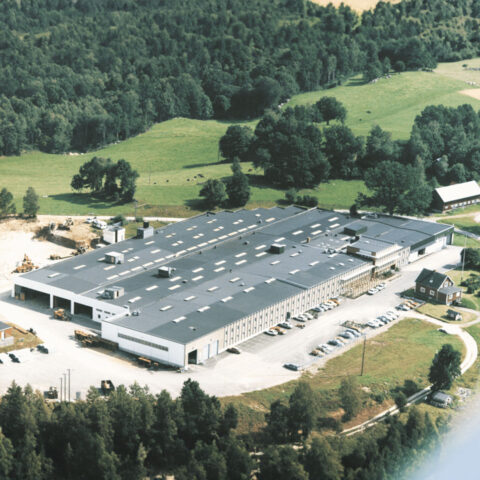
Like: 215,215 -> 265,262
430,391 -> 453,408
447,309 -> 462,321
0,320 -> 12,341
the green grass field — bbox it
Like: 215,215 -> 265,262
2,59 -> 480,216
222,318 -> 465,433
289,64 -> 480,139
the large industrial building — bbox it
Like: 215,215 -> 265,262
13,207 -> 453,367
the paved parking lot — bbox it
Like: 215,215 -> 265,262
0,246 -> 461,399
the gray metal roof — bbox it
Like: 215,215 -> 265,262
0,321 -> 10,331
16,208 -> 453,344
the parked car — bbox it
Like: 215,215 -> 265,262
328,339 -> 343,347
313,306 -> 324,312
318,343 -> 333,353
310,349 -> 323,357
227,347 -> 241,354
339,331 -> 354,340
376,283 -> 385,291
367,288 -> 378,295
295,323 -> 306,329
265,329 -> 278,336
294,315 -> 306,322
284,363 -> 301,371
304,313 -> 313,320
346,328 -> 361,337
279,322 -> 293,329
272,326 -> 286,335
386,310 -> 398,318
367,321 -> 378,328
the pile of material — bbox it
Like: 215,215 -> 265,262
13,254 -> 38,273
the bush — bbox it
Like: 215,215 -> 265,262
111,214 -> 127,226
394,391 -> 408,412
317,416 -> 342,433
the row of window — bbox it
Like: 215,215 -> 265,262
223,280 -> 341,346
118,332 -> 169,352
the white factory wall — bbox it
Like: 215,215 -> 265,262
102,322 -> 185,366
408,236 -> 446,263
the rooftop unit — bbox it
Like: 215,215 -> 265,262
269,243 -> 286,254
105,251 -> 124,264
158,266 -> 176,278
103,226 -> 126,244
103,286 -> 124,299
137,221 -> 154,239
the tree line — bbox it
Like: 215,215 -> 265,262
217,100 -> 480,215
0,0 -> 478,155
0,342 -> 461,479
0,186 -> 40,218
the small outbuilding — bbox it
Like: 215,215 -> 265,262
415,269 -> 462,305
433,181 -> 480,212
0,321 -> 12,341
447,309 -> 462,321
430,391 -> 453,408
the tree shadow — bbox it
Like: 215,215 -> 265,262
185,198 -> 206,210
48,193 -> 129,210
345,77 -> 368,87
182,160 -> 226,170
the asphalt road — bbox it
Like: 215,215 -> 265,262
0,246 -> 462,399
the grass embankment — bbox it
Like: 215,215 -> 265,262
123,220 -> 167,238
440,215 -> 480,237
2,59 -> 480,216
0,323 -> 42,354
417,303 -> 476,324
222,318 -> 465,434
447,269 -> 480,311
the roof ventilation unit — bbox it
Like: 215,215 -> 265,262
158,266 -> 176,278
137,221 -> 154,239
269,243 -> 286,254
105,251 -> 124,264
103,286 -> 124,299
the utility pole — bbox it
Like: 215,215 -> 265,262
63,373 -> 67,402
461,232 -> 467,283
68,369 -> 71,402
360,334 -> 367,376
60,377 -> 63,402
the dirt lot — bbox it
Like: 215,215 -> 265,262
460,88 -> 480,100
0,217 -> 94,291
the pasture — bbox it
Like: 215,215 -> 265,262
2,61 -> 480,216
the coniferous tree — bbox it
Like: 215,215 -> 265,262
22,186 -> 39,218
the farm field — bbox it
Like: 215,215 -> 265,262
222,318 -> 465,433
2,60 -> 480,216
311,0 -> 399,11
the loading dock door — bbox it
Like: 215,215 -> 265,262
202,344 -> 210,361
188,350 -> 198,364
211,340 -> 219,356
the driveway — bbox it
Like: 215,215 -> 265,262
0,246 -> 462,399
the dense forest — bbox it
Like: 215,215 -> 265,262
0,0 -> 480,155
0,379 -> 449,480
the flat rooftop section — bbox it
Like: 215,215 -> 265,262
16,208 -> 454,344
